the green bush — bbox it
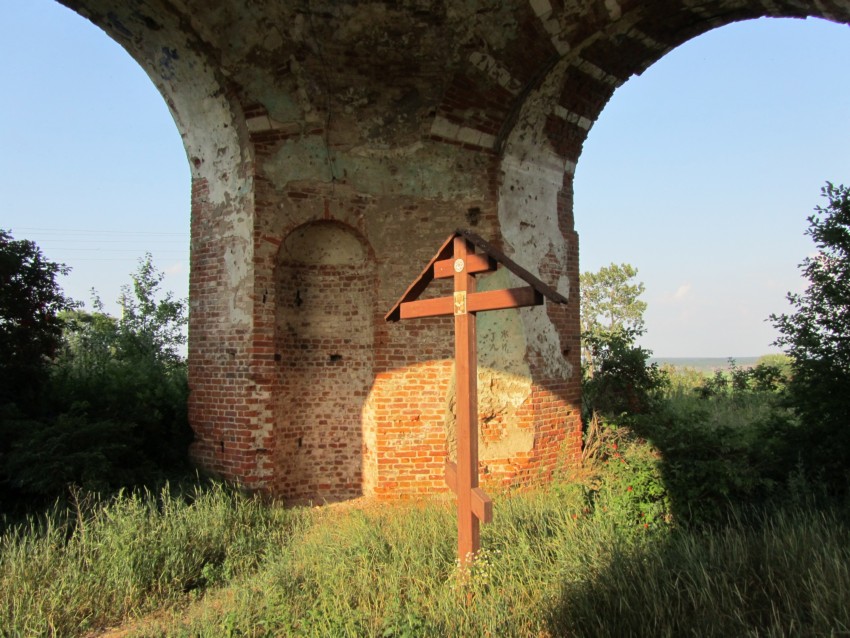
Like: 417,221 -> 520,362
0,254 -> 191,510
771,183 -> 850,496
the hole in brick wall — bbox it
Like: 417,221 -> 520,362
219,441 -> 224,452
466,206 -> 481,226
274,353 -> 282,362
329,353 -> 343,362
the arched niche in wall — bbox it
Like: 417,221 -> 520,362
274,221 -> 376,503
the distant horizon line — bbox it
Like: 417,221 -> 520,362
649,355 -> 777,361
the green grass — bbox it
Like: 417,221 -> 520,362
0,482 -> 299,637
2,479 -> 848,637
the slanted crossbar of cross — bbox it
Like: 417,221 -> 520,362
386,229 -> 567,564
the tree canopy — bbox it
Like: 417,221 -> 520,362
580,263 -> 647,337
770,183 -> 850,492
0,229 -> 75,405
580,262 -> 648,373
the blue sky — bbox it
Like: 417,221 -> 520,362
2,2 -> 848,357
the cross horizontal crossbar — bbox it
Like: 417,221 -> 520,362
399,286 -> 543,320
433,254 -> 496,279
445,461 -> 493,523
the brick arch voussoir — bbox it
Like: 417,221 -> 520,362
541,1 -> 850,167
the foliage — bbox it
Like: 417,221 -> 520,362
0,229 -> 75,406
0,253 -> 191,508
582,329 -> 667,418
2,480 -> 848,638
580,262 -> 664,420
580,262 -> 647,372
583,414 -> 671,533
696,358 -> 790,399
771,182 -> 850,495
550,505 -> 850,638
117,252 -> 188,366
584,353 -> 801,527
0,482 -> 297,637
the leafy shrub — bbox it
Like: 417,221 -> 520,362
586,418 -> 671,534
582,330 -> 668,419
771,183 -> 850,496
0,254 -> 191,510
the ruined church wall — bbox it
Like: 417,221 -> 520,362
246,128 -> 581,502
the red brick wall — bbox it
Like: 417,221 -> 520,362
190,140 -> 583,502
187,177 -> 273,489
273,222 -> 376,502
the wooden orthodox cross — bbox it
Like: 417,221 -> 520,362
386,229 -> 567,564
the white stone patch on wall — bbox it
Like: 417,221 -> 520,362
529,0 -> 552,18
469,51 -> 522,94
604,0 -> 622,20
499,156 -> 572,380
552,104 -> 593,131
283,222 -> 367,265
573,58 -> 622,88
497,58 -> 574,380
223,237 -> 252,326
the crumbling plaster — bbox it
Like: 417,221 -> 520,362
58,0 -> 256,328
54,0 -> 850,497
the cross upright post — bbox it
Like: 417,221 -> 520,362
452,235 -> 481,561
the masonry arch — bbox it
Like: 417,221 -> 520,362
573,16 -> 850,356
273,221 -> 377,502
55,0 -> 267,483
495,4 -> 850,360
49,0 -> 850,498
498,5 -> 850,251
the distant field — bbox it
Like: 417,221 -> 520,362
650,357 -> 761,373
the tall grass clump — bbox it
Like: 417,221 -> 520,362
126,485 -> 614,637
550,504 -> 850,637
0,482 -> 297,637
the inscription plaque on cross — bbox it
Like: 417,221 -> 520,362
386,229 -> 567,564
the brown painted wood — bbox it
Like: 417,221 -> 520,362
400,287 -> 542,320
467,286 -> 543,313
387,229 -> 567,321
385,233 -> 457,322
433,253 -> 496,279
454,228 -> 568,304
453,235 -> 480,563
445,461 -> 493,523
399,296 -> 454,320
385,229 -> 569,568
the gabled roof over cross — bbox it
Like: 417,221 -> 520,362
385,228 -> 568,322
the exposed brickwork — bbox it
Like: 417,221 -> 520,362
274,223 -> 376,502
188,177 -> 273,489
65,0 -> 850,503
